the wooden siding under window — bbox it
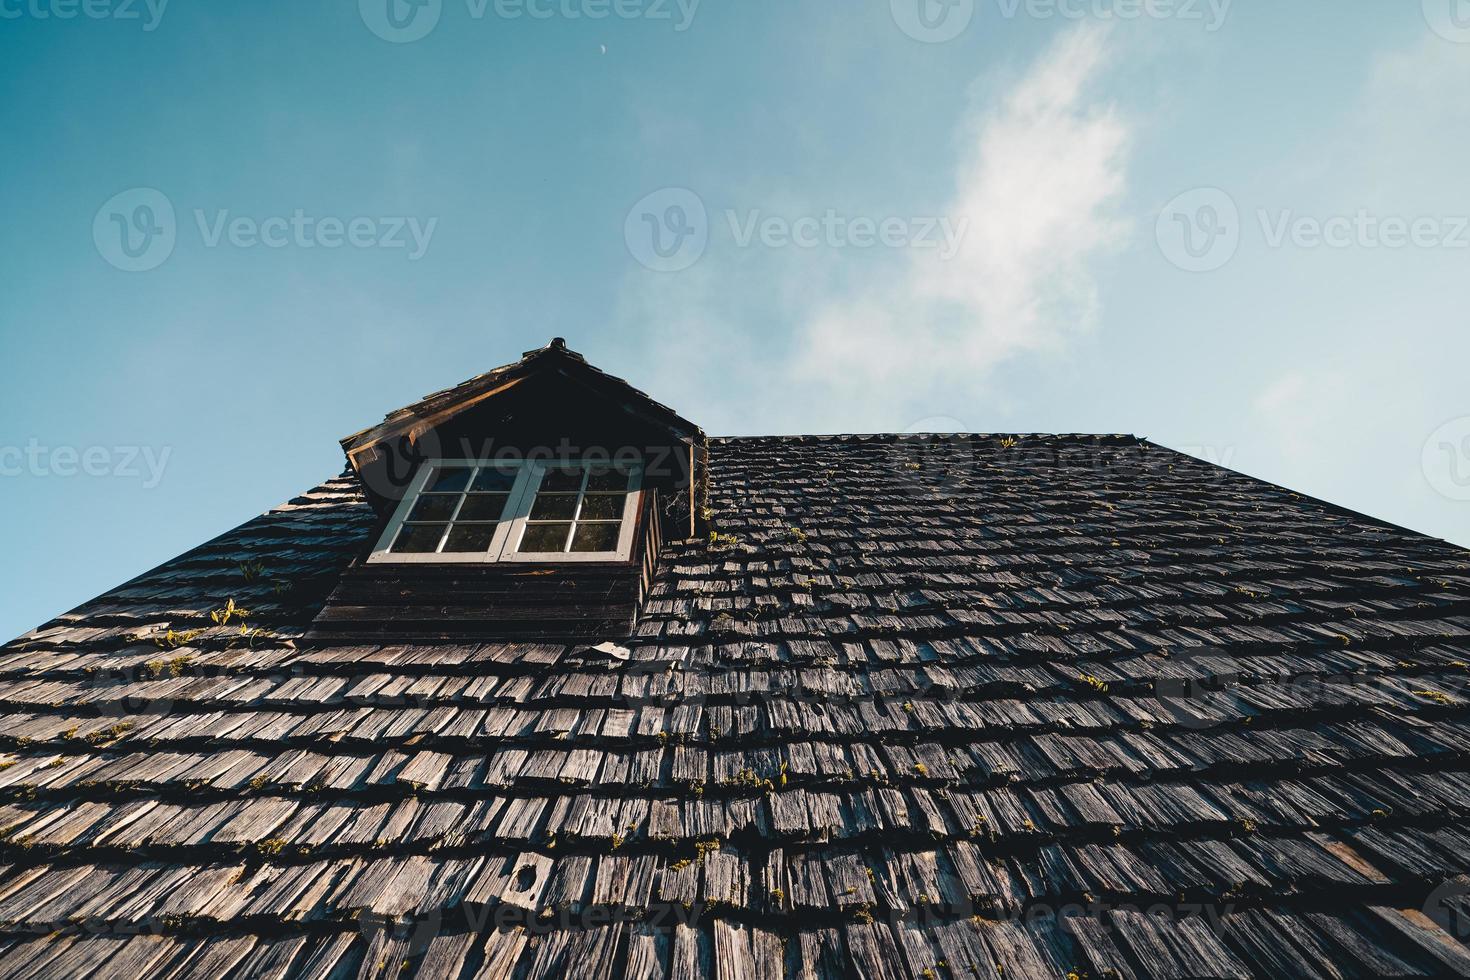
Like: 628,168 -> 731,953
305,490 -> 662,644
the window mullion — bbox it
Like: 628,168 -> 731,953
492,462 -> 539,562
564,465 -> 593,552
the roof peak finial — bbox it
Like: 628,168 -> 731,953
549,337 -> 567,350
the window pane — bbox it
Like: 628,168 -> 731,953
578,493 -> 626,521
391,524 -> 447,553
470,467 -> 518,493
424,467 -> 472,493
457,494 -> 510,522
585,467 -> 631,492
406,495 -> 460,523
519,523 -> 572,553
570,522 -> 620,552
538,466 -> 585,492
529,493 -> 579,521
443,524 -> 497,553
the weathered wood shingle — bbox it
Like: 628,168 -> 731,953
3,438 -> 1470,976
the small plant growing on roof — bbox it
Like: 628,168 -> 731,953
709,531 -> 741,551
787,526 -> 807,543
153,629 -> 201,650
1077,673 -> 1109,694
999,437 -> 1018,449
209,598 -> 250,627
238,561 -> 267,582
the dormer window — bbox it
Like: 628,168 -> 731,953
311,338 -> 706,643
370,458 -> 643,563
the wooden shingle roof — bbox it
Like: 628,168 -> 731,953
3,434 -> 1470,978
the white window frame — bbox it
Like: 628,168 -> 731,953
502,459 -> 644,564
368,458 -> 643,565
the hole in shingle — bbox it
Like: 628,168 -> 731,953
515,867 -> 537,891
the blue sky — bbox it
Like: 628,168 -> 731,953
3,1 -> 1470,640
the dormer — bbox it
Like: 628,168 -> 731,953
307,339 -> 705,643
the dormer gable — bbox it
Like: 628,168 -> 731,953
307,339 -> 705,643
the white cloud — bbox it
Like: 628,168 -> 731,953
789,23 -> 1132,395
617,23 -> 1136,434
